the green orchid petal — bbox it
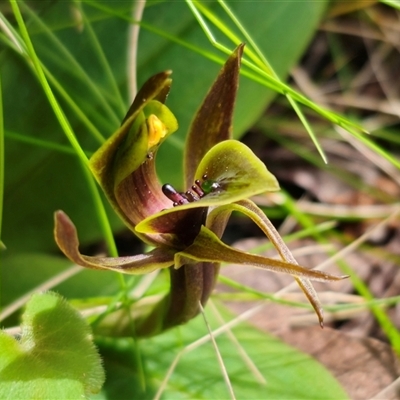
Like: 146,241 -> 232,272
113,100 -> 178,186
194,139 -> 279,197
184,44 -> 244,187
90,71 -> 175,189
88,72 -> 178,235
135,140 -> 279,235
54,211 -> 175,274
175,226 -> 347,285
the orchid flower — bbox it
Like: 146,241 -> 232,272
54,45 -> 346,337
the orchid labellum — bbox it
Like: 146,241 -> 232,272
54,44 -> 346,337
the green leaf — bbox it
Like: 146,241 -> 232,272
139,303 -> 348,399
2,4 -> 130,252
0,292 -> 105,399
94,337 -> 157,400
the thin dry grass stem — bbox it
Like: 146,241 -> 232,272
290,291 -> 364,305
0,17 -> 23,54
289,244 -> 336,258
257,192 -> 400,219
367,7 -> 400,52
288,306 -> 368,327
292,64 -> 382,114
315,206 -> 400,271
128,0 -> 146,101
322,139 -> 363,159
324,10 -> 400,123
336,126 -> 400,187
154,299 -> 268,399
320,20 -> 384,41
2,326 -> 21,337
297,201 -> 400,219
297,12 -> 400,125
291,66 -> 329,103
71,271 -> 161,319
208,300 -> 267,385
363,114 -> 399,132
364,41 -> 400,117
369,374 -> 400,400
2,304 -> 115,337
80,304 -> 111,319
350,60 -> 377,94
154,303 -> 269,400
0,265 -> 82,322
277,195 -> 315,237
382,27 -> 400,55
276,211 -> 297,237
153,352 -> 183,400
277,291 -> 366,323
199,302 -> 236,400
327,94 -> 400,115
278,291 -> 367,324
1,268 -> 159,333
129,270 -> 160,299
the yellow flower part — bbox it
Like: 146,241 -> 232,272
147,114 -> 168,149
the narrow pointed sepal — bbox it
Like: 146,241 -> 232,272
184,44 -> 245,186
294,276 -> 325,328
206,199 -> 349,326
54,211 -> 175,274
175,226 -> 347,283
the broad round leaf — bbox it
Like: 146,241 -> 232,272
0,292 -> 104,399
